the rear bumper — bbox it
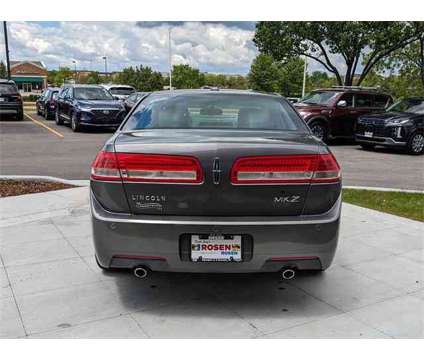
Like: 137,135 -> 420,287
0,104 -> 23,114
91,191 -> 341,273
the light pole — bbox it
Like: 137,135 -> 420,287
72,60 -> 77,82
102,56 -> 108,75
302,55 -> 308,98
3,21 -> 11,80
168,27 -> 172,90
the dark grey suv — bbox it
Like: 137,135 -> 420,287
0,79 -> 23,121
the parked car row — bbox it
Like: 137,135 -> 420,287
294,86 -> 423,155
33,83 -> 142,132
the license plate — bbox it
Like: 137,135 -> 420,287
191,234 -> 242,262
0,98 -> 5,102
364,131 -> 373,138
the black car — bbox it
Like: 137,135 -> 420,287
123,91 -> 148,112
55,85 -> 126,132
0,79 -> 23,121
356,97 -> 424,155
36,87 -> 60,120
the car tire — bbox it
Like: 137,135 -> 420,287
55,110 -> 64,125
36,106 -> 41,116
407,132 -> 424,155
44,110 -> 51,120
16,111 -> 24,121
309,121 -> 328,142
71,113 -> 81,132
360,144 -> 375,151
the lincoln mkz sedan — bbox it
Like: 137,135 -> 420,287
90,90 -> 342,280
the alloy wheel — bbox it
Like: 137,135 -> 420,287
310,123 -> 325,140
411,134 -> 424,154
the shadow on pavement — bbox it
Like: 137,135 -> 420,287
102,269 -> 326,317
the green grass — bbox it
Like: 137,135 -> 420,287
342,189 -> 424,222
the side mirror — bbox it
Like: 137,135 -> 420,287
337,100 -> 347,108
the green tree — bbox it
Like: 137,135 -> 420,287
248,54 -> 279,92
226,75 -> 248,89
48,67 -> 74,87
85,72 -> 101,84
172,64 -> 205,89
254,21 -> 423,86
116,65 -> 164,91
0,61 -> 7,78
277,57 -> 304,97
306,71 -> 337,92
248,54 -> 304,96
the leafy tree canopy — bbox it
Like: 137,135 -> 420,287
171,64 -> 205,89
116,65 -> 164,91
248,54 -> 304,96
254,21 -> 424,86
0,61 -> 7,78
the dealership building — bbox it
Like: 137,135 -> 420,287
10,61 -> 48,93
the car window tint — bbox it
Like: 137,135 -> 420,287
123,93 -> 308,132
60,88 -> 69,98
0,83 -> 18,95
74,87 -> 113,100
340,93 -> 354,107
355,94 -> 373,108
374,95 -> 389,108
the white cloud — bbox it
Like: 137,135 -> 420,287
0,21 -> 355,76
0,21 -> 258,74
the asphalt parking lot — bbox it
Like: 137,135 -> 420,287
1,187 -> 423,338
0,113 -> 423,190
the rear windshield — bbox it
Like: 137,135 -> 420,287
74,87 -> 114,100
0,83 -> 18,95
123,93 -> 308,132
109,87 -> 135,95
300,91 -> 339,105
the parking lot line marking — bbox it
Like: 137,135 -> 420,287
24,113 -> 64,139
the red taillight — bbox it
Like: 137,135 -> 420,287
91,151 -> 121,181
91,151 -> 204,184
230,153 -> 340,184
117,153 -> 203,183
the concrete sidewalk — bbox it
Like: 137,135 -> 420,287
1,187 -> 423,338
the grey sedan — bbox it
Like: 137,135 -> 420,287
90,89 -> 341,279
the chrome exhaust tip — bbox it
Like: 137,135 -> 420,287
134,267 -> 148,279
281,268 -> 296,280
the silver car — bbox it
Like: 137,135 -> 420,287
90,89 -> 341,279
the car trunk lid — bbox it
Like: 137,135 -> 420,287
103,129 -> 337,217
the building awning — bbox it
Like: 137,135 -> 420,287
11,76 -> 44,83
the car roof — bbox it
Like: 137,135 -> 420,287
0,79 -> 16,85
314,87 -> 390,96
68,84 -> 106,88
149,89 -> 283,98
101,84 -> 135,89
